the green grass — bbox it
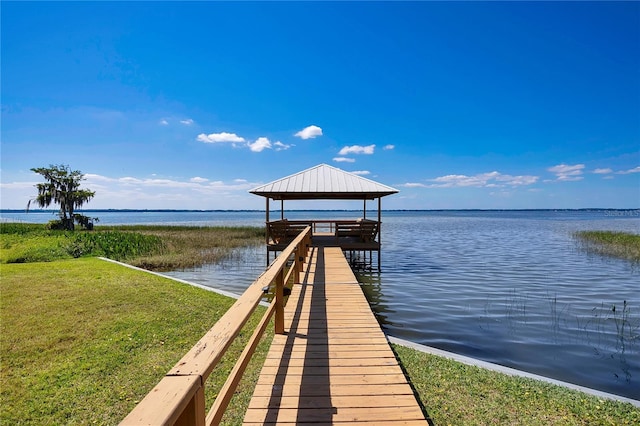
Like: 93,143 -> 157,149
574,231 -> 640,263
0,223 -> 265,269
0,258 -> 273,425
392,344 -> 640,425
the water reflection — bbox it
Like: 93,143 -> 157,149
356,270 -> 397,329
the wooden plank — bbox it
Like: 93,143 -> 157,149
244,406 -> 427,423
264,346 -> 395,356
250,383 -> 415,397
247,394 -> 421,409
284,326 -> 386,334
256,364 -> 404,376
261,357 -> 399,368
269,338 -> 391,347
253,374 -> 411,387
265,350 -> 394,360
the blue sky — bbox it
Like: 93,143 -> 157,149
2,1 -> 639,210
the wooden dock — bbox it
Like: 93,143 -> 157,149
244,246 -> 428,425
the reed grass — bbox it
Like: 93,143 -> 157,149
0,223 -> 264,270
574,230 -> 640,263
101,225 -> 264,270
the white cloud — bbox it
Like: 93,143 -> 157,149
593,168 -> 613,174
383,144 -> 395,150
197,132 -> 246,143
333,157 -> 355,163
248,137 -> 272,152
617,166 -> 640,174
401,182 -> 428,188
274,141 -> 292,151
0,172 -> 266,210
338,144 -> 375,155
0,181 -> 38,190
547,163 -> 585,181
84,173 -> 112,182
426,171 -> 539,188
351,170 -> 370,176
180,118 -> 194,125
294,125 -> 323,139
86,173 -> 257,193
159,119 -> 169,126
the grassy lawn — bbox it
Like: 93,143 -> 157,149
393,344 -> 640,425
0,258 -> 272,425
574,230 -> 640,263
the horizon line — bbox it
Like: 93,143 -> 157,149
2,208 -> 639,213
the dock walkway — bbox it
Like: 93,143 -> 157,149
244,246 -> 428,425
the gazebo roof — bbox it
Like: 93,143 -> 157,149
249,164 -> 399,200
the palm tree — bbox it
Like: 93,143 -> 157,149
28,164 -> 96,230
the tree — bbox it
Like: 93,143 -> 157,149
28,164 -> 96,230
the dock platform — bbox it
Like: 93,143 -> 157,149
244,246 -> 428,425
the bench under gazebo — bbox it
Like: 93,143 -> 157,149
250,163 -> 398,269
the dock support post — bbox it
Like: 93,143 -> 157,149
378,197 -> 382,271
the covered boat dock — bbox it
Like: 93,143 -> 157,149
249,164 -> 399,269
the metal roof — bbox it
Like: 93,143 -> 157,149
250,164 -> 399,200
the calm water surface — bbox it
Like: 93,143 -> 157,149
3,210 -> 639,399
367,211 -> 639,400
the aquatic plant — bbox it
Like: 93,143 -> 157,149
65,231 -> 164,260
574,230 -> 640,263
0,224 -> 264,269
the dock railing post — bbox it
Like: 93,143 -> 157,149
174,383 -> 205,426
294,246 -> 302,284
274,269 -> 285,334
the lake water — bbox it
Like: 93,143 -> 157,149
2,209 -> 639,400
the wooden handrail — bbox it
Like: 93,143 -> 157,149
120,227 -> 312,426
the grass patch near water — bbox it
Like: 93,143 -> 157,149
574,230 -> 640,263
105,225 -> 264,270
0,223 -> 264,270
392,344 -> 640,425
0,258 -> 273,425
